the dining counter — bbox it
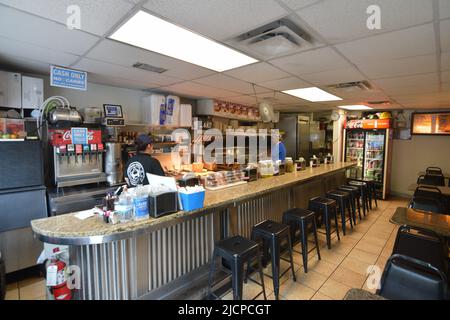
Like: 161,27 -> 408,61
31,162 -> 355,300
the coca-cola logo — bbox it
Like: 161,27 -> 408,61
62,131 -> 71,140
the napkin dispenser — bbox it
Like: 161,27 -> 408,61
243,167 -> 258,182
148,191 -> 179,218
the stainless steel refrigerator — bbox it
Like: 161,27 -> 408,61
278,115 -> 324,160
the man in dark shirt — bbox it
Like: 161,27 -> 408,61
124,134 -> 165,187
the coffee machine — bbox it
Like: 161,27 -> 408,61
48,128 -> 106,188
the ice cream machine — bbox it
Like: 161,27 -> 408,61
48,129 -> 106,188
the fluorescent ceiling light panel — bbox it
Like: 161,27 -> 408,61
338,105 -> 373,110
110,11 -> 258,72
283,87 -> 343,102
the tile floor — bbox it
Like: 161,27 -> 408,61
4,197 -> 408,300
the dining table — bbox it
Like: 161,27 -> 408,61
390,207 -> 450,238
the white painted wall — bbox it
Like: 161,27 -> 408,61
43,76 -> 145,123
391,135 -> 450,196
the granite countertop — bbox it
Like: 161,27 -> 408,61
390,207 -> 450,237
31,162 -> 355,243
344,289 -> 386,300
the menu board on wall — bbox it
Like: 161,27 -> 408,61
411,112 -> 450,135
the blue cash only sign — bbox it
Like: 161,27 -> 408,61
50,65 -> 87,91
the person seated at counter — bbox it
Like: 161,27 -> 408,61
124,134 -> 165,187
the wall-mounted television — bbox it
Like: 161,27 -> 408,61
411,112 -> 450,135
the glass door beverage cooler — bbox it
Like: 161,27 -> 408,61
343,119 -> 392,199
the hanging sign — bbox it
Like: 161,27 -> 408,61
50,65 -> 87,91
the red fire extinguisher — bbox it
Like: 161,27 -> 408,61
47,253 -> 72,300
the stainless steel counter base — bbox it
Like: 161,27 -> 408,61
49,169 -> 347,300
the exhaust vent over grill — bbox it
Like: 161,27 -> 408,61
133,62 -> 167,74
232,18 -> 313,58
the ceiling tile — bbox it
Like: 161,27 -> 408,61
300,67 -> 365,86
357,54 -> 438,79
192,74 -> 271,95
0,54 -> 50,75
0,0 -> 134,36
277,0 -> 321,11
72,58 -> 182,87
86,39 -> 215,80
373,73 -> 440,95
256,92 -> 302,104
442,51 -> 450,71
440,0 -> 450,19
160,81 -> 240,99
335,23 -> 436,64
224,62 -> 289,83
296,0 -> 433,44
0,36 -> 80,67
258,76 -> 310,91
269,47 -> 350,75
0,6 -> 99,55
224,95 -> 259,106
88,74 -> 155,91
143,0 -> 287,41
441,19 -> 450,52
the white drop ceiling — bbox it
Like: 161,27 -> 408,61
0,0 -> 449,112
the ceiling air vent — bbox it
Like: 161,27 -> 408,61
133,62 -> 167,74
232,18 -> 313,58
327,81 -> 373,93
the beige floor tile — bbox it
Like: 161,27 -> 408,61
361,235 -> 389,247
340,256 -> 375,276
348,248 -> 379,265
19,279 -> 46,300
318,249 -> 346,264
295,269 -> 328,291
279,281 -> 316,300
222,280 -> 273,301
311,291 -> 334,300
330,266 -> 367,288
354,242 -> 384,255
331,242 -> 356,256
319,278 -> 352,300
307,258 -> 338,277
18,276 -> 45,289
6,282 -> 18,291
5,288 -> 20,300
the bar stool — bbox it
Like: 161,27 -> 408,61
325,190 -> 354,235
282,208 -> 321,273
308,197 -> 340,249
208,235 -> 267,300
365,180 -> 378,208
250,220 -> 297,300
337,185 -> 362,222
348,180 -> 370,216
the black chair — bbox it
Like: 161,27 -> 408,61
392,225 -> 448,275
364,180 -> 378,208
338,185 -> 362,221
0,251 -> 5,301
418,174 -> 446,187
325,190 -> 354,235
410,186 -> 446,214
309,197 -> 340,249
426,167 -> 443,175
282,208 -> 321,273
377,254 -> 448,300
208,235 -> 266,300
250,220 -> 296,300
348,180 -> 370,216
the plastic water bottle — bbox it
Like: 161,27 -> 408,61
114,191 -> 133,223
132,185 -> 149,221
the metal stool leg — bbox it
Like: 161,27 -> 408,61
312,218 -> 321,260
257,249 -> 267,300
334,206 -> 341,241
270,239 -> 281,300
286,231 -> 297,281
231,259 -> 244,300
300,220 -> 309,273
207,250 -> 216,299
